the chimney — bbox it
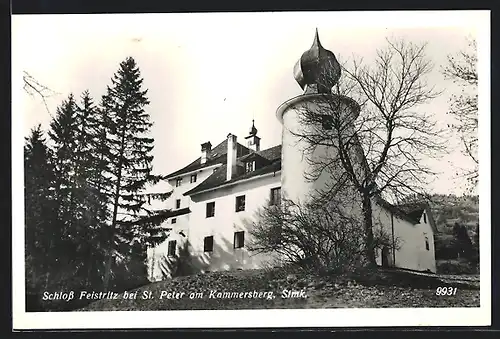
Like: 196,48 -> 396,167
201,142 -> 212,165
226,133 -> 237,181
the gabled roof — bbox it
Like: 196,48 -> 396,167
397,201 -> 438,233
183,145 -> 282,196
238,152 -> 270,164
256,145 -> 282,162
374,197 -> 438,232
184,160 -> 281,196
373,196 -> 418,225
165,139 -> 252,179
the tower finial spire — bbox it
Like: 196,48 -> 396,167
293,28 -> 341,94
249,119 -> 258,136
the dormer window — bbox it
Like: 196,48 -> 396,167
175,178 -> 182,187
245,161 -> 255,173
190,173 -> 197,183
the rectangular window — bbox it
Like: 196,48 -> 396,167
235,195 -> 246,212
206,202 -> 215,218
175,178 -> 182,187
245,161 -> 255,173
423,212 -> 427,224
167,240 -> 177,257
204,236 -> 214,252
190,173 -> 197,183
234,231 -> 245,249
270,187 -> 281,206
171,218 -> 177,224
425,236 -> 430,251
175,199 -> 181,209
321,114 -> 334,130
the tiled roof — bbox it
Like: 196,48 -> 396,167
397,201 -> 438,233
165,140 -> 252,179
374,198 -> 438,232
184,161 -> 281,196
256,145 -> 282,162
183,145 -> 282,196
373,196 -> 420,225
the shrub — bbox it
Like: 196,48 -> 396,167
437,259 -> 477,275
249,198 -> 383,274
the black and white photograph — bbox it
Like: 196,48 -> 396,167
12,10 -> 490,329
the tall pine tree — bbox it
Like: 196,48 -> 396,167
47,93 -> 106,287
72,91 -> 111,287
100,57 -> 171,288
24,125 -> 58,300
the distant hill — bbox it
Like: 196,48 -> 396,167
426,194 -> 479,269
427,194 -> 479,236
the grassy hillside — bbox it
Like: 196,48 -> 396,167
78,267 -> 479,311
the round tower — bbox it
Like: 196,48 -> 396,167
276,29 -> 361,206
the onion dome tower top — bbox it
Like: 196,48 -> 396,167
249,119 -> 258,136
293,28 -> 342,94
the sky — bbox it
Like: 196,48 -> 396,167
12,11 -> 489,196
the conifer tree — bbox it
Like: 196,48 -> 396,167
47,93 -> 99,281
72,91 -> 111,287
452,222 -> 473,260
100,57 -> 171,288
24,125 -> 58,295
48,93 -> 78,248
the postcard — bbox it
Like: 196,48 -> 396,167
12,10 -> 491,329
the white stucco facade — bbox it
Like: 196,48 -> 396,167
147,32 -> 437,280
147,149 -> 283,281
372,202 -> 436,273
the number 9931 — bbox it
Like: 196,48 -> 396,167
436,287 -> 457,296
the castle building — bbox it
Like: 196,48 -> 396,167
146,30 -> 437,281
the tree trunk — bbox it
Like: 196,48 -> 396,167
361,194 -> 376,266
103,124 -> 127,290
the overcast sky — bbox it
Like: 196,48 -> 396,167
12,11 -> 489,196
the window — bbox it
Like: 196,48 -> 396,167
321,115 -> 334,130
204,236 -> 214,252
167,240 -> 177,257
425,236 -> 430,251
206,202 -> 215,218
190,173 -> 197,183
235,195 -> 246,212
245,161 -> 255,173
175,199 -> 181,209
175,178 -> 182,187
423,212 -> 427,224
234,231 -> 245,249
171,218 -> 177,224
270,187 -> 281,206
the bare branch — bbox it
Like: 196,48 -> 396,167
23,71 -> 60,114
441,38 -> 478,190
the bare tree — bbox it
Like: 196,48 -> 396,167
442,38 -> 478,189
292,37 -> 446,265
23,71 -> 59,113
249,197 -> 399,274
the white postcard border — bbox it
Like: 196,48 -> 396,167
12,10 -> 491,329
